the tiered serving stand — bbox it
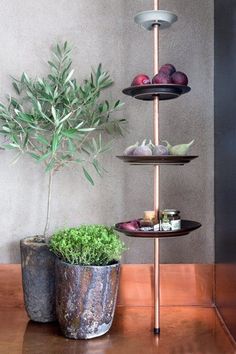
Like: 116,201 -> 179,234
115,0 -> 201,334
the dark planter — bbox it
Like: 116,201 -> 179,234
20,236 -> 56,323
55,258 -> 120,339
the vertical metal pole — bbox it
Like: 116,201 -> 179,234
153,0 -> 160,335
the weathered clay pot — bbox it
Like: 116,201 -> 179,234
55,258 -> 120,339
20,236 -> 56,323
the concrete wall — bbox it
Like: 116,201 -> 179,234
0,0 -> 214,263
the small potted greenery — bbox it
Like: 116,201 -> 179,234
49,225 -> 126,339
0,42 -> 126,322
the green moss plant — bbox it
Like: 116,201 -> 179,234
49,225 -> 126,266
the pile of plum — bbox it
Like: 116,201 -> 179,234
131,64 -> 188,86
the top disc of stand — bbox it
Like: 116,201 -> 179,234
123,84 -> 191,101
134,10 -> 178,30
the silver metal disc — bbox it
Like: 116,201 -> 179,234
134,10 -> 178,31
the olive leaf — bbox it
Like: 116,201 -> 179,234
0,42 -> 127,184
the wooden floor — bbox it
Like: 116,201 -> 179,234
0,264 -> 235,354
0,306 -> 235,354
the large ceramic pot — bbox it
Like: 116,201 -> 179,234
55,258 -> 120,339
20,236 -> 56,323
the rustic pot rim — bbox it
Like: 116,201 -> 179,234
20,236 -> 47,245
56,258 -> 120,269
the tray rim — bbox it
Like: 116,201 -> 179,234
116,155 -> 198,165
114,219 -> 201,239
122,84 -> 191,101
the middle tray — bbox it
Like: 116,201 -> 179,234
116,155 -> 198,165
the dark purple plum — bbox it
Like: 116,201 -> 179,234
131,74 -> 151,86
171,71 -> 189,86
159,64 -> 176,76
152,72 -> 173,84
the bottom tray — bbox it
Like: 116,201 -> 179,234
114,219 -> 201,239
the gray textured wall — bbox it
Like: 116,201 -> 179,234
0,0 -> 214,263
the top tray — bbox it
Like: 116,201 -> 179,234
123,84 -> 191,101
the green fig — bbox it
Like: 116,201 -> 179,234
163,140 -> 194,156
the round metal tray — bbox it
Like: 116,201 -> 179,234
116,155 -> 198,166
115,220 -> 201,239
134,10 -> 178,31
122,84 -> 191,101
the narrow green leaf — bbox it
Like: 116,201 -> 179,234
92,138 -> 97,152
3,143 -> 18,150
36,135 -> 48,146
51,106 -> 59,126
74,121 -> 84,129
52,134 -> 59,152
48,61 -> 58,70
62,129 -> 77,138
96,63 -> 102,83
56,44 -> 62,57
2,126 -> 10,132
114,100 -> 125,109
17,112 -> 33,123
78,127 -> 96,132
83,167 -> 94,185
22,72 -> 30,83
64,69 -> 75,84
39,151 -> 51,161
37,101 -> 42,112
12,82 -> 20,95
23,133 -> 29,148
28,152 -> 41,160
59,112 -> 72,124
92,159 -> 102,177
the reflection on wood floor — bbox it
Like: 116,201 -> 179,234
0,306 -> 235,354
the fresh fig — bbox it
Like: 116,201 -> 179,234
152,72 -> 172,84
159,64 -> 176,76
171,71 -> 188,86
124,142 -> 139,156
133,145 -> 152,156
152,145 -> 169,156
131,74 -> 151,86
163,140 -> 194,156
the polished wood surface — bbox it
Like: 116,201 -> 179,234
117,264 -> 214,306
0,307 -> 235,354
0,264 -> 214,309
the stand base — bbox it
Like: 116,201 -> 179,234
154,328 -> 160,334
